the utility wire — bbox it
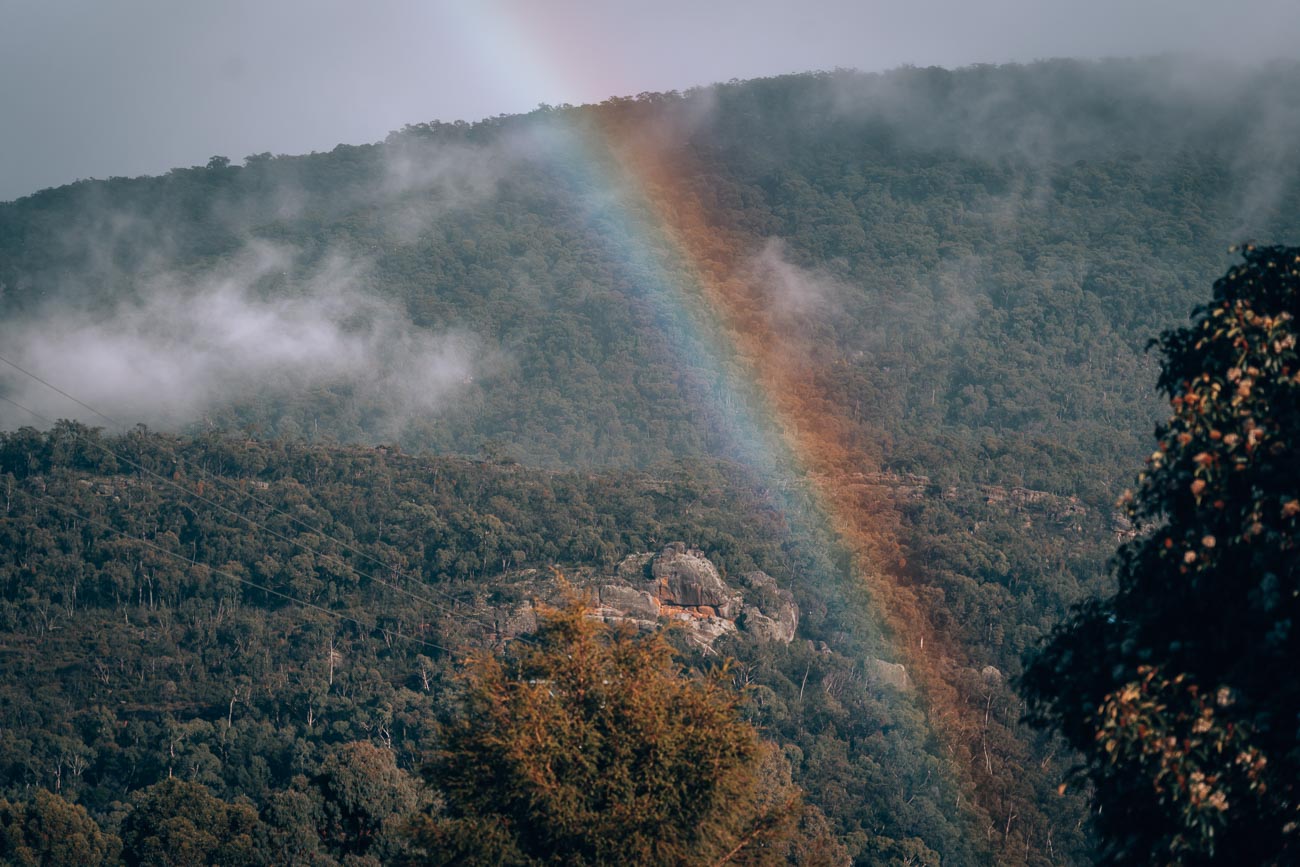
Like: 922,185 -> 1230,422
1,390 -> 469,622
0,350 -> 492,618
0,354 -> 123,430
16,484 -> 455,656
0,390 -> 535,647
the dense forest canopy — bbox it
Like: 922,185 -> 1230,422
1,58 -> 1299,865
0,428 -> 1010,865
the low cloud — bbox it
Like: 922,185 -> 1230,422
0,242 -> 490,436
745,239 -> 845,323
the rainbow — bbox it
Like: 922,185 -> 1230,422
449,5 -> 996,839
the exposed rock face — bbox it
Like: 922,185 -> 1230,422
736,571 -> 798,644
595,545 -> 798,648
497,600 -> 537,639
616,552 -> 654,583
866,658 -> 913,691
737,610 -> 785,643
597,584 -> 661,623
661,609 -> 737,644
648,543 -> 743,618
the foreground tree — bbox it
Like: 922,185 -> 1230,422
406,588 -> 846,866
0,789 -> 120,866
1024,245 -> 1300,864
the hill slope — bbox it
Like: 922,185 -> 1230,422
2,58 -> 1299,864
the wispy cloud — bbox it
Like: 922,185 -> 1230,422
0,242 -> 492,436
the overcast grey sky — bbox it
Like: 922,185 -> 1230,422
3,0 -> 1298,202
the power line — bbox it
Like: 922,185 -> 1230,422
0,349 -> 489,617
17,485 -> 455,656
0,354 -> 122,430
0,390 -> 465,620
0,390 -> 536,647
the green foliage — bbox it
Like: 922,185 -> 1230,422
314,741 -> 422,861
1023,246 -> 1300,864
120,778 -> 260,866
3,61 -> 1297,492
255,783 -> 335,866
0,428 -> 975,863
0,789 -> 120,866
409,590 -> 837,866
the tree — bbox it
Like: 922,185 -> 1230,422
314,741 -> 422,861
0,789 -> 120,866
255,783 -> 334,867
120,778 -> 261,867
406,587 -> 845,866
1023,245 -> 1300,864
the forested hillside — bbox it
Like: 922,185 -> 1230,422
2,58 -> 1299,865
0,426 -> 1097,864
5,59 -> 1298,491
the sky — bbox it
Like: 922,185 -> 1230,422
2,0 -> 1299,202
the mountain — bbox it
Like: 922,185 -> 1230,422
1,58 -> 1299,865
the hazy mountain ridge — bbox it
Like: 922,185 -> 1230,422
3,59 -> 1298,487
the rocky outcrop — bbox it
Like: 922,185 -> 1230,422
497,600 -> 538,639
588,545 -> 799,648
648,543 -> 743,618
615,552 -> 654,583
736,571 -> 798,643
473,545 -> 801,649
659,610 -> 737,645
596,584 -> 661,624
866,658 -> 913,691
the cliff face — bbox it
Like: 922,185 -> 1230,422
484,543 -> 799,649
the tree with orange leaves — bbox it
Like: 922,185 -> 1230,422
1024,245 -> 1300,864
404,588 -> 846,866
